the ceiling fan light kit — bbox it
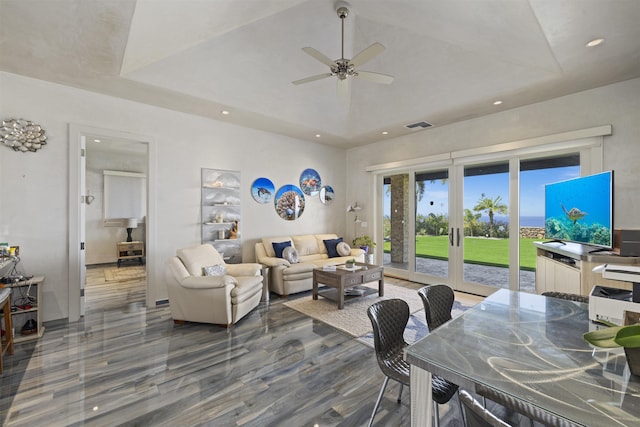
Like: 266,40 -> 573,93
293,2 -> 394,95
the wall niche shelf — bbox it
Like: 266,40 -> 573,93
201,168 -> 242,263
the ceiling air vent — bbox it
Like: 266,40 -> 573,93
404,121 -> 433,130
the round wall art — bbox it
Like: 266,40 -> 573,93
299,168 -> 321,196
251,177 -> 275,204
275,185 -> 305,221
319,185 -> 335,205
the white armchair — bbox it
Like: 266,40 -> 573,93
165,244 -> 263,326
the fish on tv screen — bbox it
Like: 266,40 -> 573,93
544,171 -> 613,249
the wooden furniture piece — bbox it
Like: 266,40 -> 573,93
534,241 -> 640,296
312,263 -> 383,309
0,288 -> 14,374
116,241 -> 145,267
405,289 -> 640,427
5,276 -> 45,343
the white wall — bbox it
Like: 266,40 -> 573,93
347,78 -> 640,239
0,71 -> 347,322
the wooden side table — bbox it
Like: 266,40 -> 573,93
116,241 -> 145,267
0,288 -> 14,374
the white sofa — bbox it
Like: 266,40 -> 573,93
165,244 -> 263,326
255,234 -> 365,297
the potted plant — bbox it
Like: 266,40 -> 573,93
583,311 -> 640,376
345,258 -> 356,269
352,235 -> 376,255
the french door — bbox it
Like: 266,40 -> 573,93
381,154 -> 582,296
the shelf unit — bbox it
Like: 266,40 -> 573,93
534,242 -> 640,296
201,168 -> 242,263
4,276 -> 45,343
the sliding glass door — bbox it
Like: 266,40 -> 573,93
379,152 -> 583,295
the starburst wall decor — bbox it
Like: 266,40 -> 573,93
0,118 -> 47,152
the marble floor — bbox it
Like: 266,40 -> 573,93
0,271 -> 532,426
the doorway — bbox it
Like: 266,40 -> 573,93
68,124 -> 156,322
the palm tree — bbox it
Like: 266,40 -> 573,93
473,193 -> 508,237
463,208 -> 482,236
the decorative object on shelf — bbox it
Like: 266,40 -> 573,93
299,168 -> 321,196
319,185 -> 335,204
346,201 -> 362,213
251,177 -> 275,204
201,168 -> 242,263
583,310 -> 640,376
125,218 -> 138,242
1,118 -> 47,152
229,220 -> 239,239
353,235 -> 376,255
275,185 -> 305,221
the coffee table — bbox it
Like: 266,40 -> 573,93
312,263 -> 384,309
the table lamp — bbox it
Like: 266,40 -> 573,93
125,218 -> 138,242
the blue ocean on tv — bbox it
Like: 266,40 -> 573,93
544,172 -> 612,246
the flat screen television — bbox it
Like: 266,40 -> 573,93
544,171 -> 613,250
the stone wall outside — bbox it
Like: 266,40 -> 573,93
520,227 -> 545,239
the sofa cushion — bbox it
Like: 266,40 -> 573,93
292,234 -> 319,256
337,242 -> 351,257
262,236 -> 293,257
283,246 -> 299,264
203,264 -> 226,276
272,240 -> 292,258
314,233 -> 339,255
323,238 -> 343,258
177,244 -> 224,276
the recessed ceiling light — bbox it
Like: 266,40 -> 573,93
93,139 -> 101,142
221,110 -> 230,115
493,100 -> 503,106
586,38 -> 604,47
381,131 -> 389,135
315,134 -> 321,138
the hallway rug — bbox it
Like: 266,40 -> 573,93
104,266 -> 146,282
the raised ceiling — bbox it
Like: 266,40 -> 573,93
1,0 -> 639,147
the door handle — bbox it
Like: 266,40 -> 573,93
456,228 -> 460,246
449,228 -> 454,246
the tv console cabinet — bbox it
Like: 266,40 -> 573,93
534,242 -> 640,296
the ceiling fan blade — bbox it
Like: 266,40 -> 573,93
350,42 -> 385,67
302,47 -> 336,67
337,78 -> 350,100
354,70 -> 394,85
292,73 -> 333,85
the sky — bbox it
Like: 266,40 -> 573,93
383,166 -> 580,222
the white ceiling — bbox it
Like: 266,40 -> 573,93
1,0 -> 639,148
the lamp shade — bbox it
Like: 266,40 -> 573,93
126,218 -> 138,228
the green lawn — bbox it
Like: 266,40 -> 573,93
383,235 -> 539,270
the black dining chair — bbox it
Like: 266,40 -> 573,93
459,390 -> 510,427
476,384 -> 581,427
418,284 -> 455,332
367,298 -> 457,427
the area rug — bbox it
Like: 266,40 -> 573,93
283,282 -> 473,348
104,266 -> 146,282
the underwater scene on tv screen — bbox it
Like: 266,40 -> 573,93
545,171 -> 612,247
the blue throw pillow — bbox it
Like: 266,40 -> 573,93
272,241 -> 292,258
323,237 -> 343,258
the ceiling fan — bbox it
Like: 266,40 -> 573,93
292,2 -> 394,97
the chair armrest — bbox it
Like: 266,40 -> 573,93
181,275 -> 236,289
225,263 -> 262,277
257,256 -> 290,268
